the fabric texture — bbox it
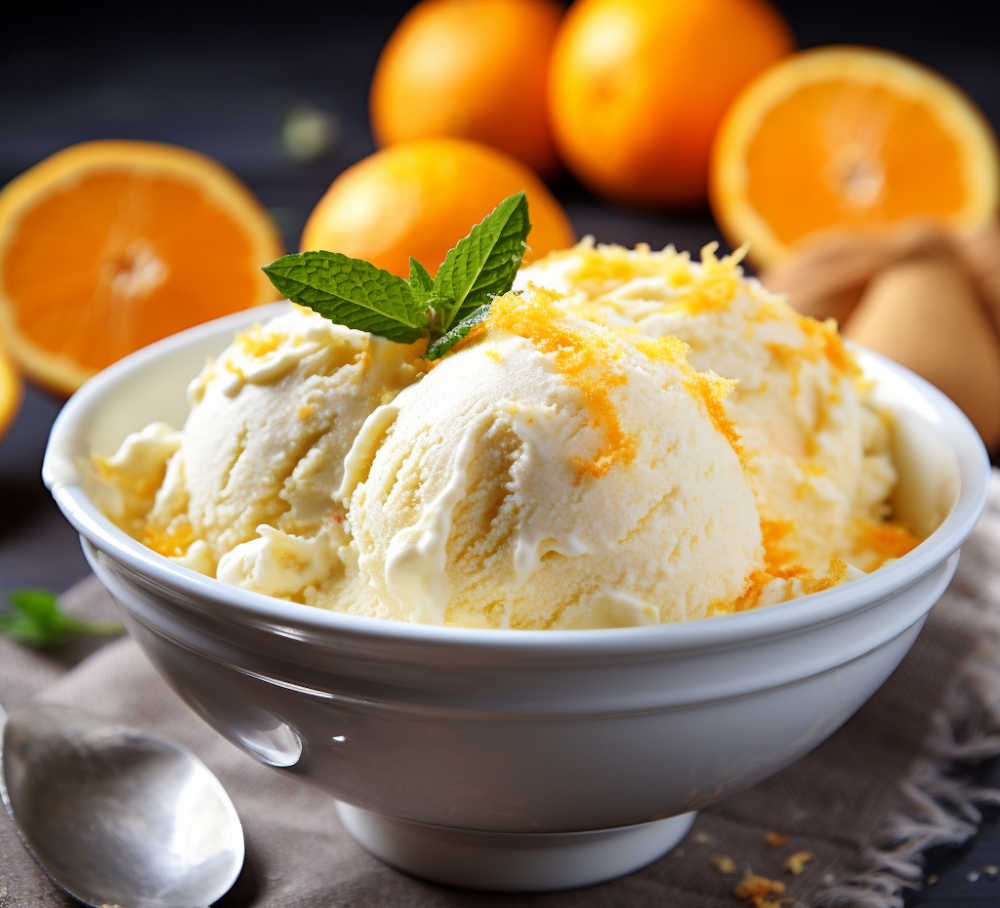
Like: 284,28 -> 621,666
2,473 -> 999,908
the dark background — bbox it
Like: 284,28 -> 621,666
2,1 -> 998,904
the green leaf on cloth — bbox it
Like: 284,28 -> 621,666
0,589 -> 123,647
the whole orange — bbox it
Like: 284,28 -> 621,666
301,139 -> 575,278
371,0 -> 563,176
548,0 -> 794,206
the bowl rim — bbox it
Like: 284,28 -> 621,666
43,304 -> 991,654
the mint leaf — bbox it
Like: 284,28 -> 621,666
407,256 -> 450,332
425,304 -> 492,361
433,192 -> 530,326
265,196 -> 534,360
408,257 -> 434,294
263,252 -> 429,344
0,589 -> 123,648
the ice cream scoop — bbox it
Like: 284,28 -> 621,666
341,290 -> 761,628
95,305 -> 426,594
518,242 -> 908,578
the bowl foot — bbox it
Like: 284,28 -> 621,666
335,802 -> 696,892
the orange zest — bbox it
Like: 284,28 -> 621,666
759,518 -> 800,578
711,47 -> 1000,266
853,517 -> 921,562
635,332 -> 745,462
236,323 -> 286,358
0,140 -> 284,395
673,244 -> 748,315
142,520 -> 197,559
486,288 -> 637,478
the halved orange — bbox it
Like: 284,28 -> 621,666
0,345 -> 22,440
0,141 -> 284,395
711,47 -> 1000,267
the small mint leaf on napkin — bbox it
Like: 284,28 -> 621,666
0,589 -> 124,648
433,192 -> 530,325
425,304 -> 492,361
263,252 -> 428,344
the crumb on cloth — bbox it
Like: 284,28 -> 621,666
711,854 -> 737,874
783,851 -> 813,875
733,872 -> 791,907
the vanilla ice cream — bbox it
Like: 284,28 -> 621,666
340,290 -> 761,628
518,241 -> 910,587
94,242 -> 922,628
95,305 -> 427,598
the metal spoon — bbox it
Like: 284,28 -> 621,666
0,703 -> 244,908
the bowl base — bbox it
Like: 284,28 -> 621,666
335,802 -> 696,892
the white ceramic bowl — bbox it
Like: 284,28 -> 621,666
43,304 -> 990,891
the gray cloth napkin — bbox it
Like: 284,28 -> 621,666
3,474 -> 999,908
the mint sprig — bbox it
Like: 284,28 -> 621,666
425,304 -> 492,361
432,192 -> 531,327
408,257 -> 434,295
0,589 -> 124,648
262,252 -> 427,344
263,192 -> 532,360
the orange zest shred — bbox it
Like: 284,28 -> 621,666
485,288 -> 637,479
765,342 -> 803,397
673,243 -> 748,315
92,456 -> 164,499
853,518 -> 921,563
223,359 -> 245,379
142,520 -> 197,558
760,518 -> 800,578
569,244 -> 662,285
796,315 -> 862,379
565,242 -> 748,317
684,370 -> 744,462
717,556 -> 848,617
765,831 -> 789,846
633,333 -> 745,464
767,319 -> 860,403
236,323 -> 285,358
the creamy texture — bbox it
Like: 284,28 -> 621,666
340,297 -> 761,628
94,244 -> 921,628
518,242 -> 911,592
95,305 -> 427,600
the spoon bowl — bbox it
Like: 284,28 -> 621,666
0,703 -> 244,908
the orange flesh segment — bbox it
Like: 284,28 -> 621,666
745,79 -> 969,245
4,170 -> 260,372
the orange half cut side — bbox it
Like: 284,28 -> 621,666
0,141 -> 284,394
711,47 -> 1000,267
